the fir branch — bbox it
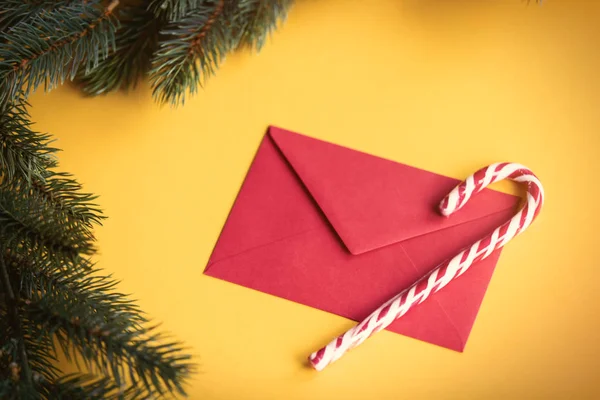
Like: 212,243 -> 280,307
149,0 -> 204,21
1,95 -> 101,233
149,0 -> 228,105
0,96 -> 56,182
29,170 -> 104,228
0,0 -> 79,32
77,4 -> 167,95
0,332 -> 50,399
0,177 -> 97,268
23,330 -> 61,386
0,108 -> 101,264
233,0 -> 293,50
0,255 -> 33,390
39,374 -> 146,399
0,0 -> 120,103
5,250 -> 146,330
2,311 -> 61,391
25,293 -> 193,397
189,1 -> 226,53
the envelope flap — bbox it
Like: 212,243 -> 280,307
269,126 -> 519,255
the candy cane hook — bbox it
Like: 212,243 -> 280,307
309,162 -> 544,371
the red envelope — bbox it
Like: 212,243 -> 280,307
204,126 -> 518,351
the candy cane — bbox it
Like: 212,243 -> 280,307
309,162 -> 544,371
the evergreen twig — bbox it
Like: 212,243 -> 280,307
26,293 -> 192,396
29,170 -> 104,228
0,179 -> 96,267
7,251 -> 146,330
0,0 -> 79,32
0,97 -> 56,182
77,4 -> 166,95
0,87 -> 192,397
233,0 -> 293,50
78,0 -> 295,105
149,0 -> 228,105
0,0 -> 120,102
149,0 -> 204,20
0,255 -> 32,389
39,374 -> 145,399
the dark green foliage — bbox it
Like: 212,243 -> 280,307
0,0 -> 119,103
149,0 -> 205,20
0,172 -> 97,269
39,374 -> 144,399
0,1 -> 79,32
27,286 -> 191,396
0,96 -> 193,397
0,97 -> 56,182
2,1 -> 294,105
233,0 -> 294,50
76,0 -> 294,105
149,0 -> 229,105
146,0 -> 292,105
77,4 -> 164,95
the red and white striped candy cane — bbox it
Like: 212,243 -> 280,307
309,162 -> 544,371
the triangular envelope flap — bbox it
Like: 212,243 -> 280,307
269,126 -> 519,255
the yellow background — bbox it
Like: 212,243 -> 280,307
28,0 -> 599,398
